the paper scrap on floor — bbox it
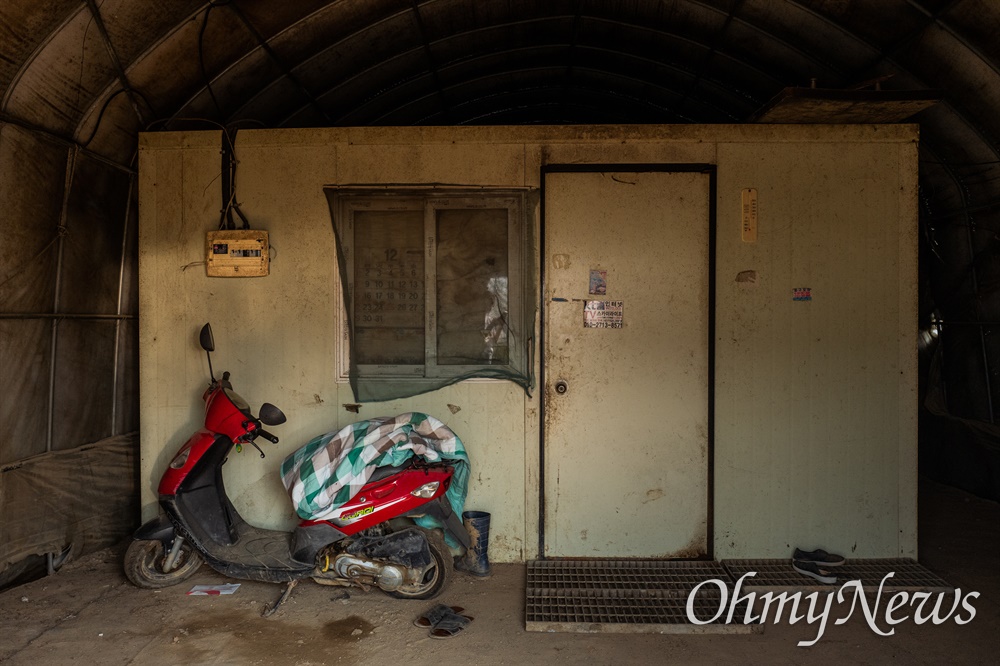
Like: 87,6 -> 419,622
187,584 -> 241,596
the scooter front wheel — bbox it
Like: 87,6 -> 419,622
124,539 -> 203,589
386,530 -> 452,600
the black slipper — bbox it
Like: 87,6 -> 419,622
793,548 -> 845,567
414,604 -> 466,628
429,610 -> 474,639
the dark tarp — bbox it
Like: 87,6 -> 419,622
0,434 -> 138,582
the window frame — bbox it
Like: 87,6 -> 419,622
333,188 -> 527,384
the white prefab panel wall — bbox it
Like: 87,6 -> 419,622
543,171 -> 710,558
138,125 -> 918,562
137,130 -> 532,563
713,140 -> 918,559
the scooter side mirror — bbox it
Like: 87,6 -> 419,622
199,323 -> 215,352
259,403 -> 287,426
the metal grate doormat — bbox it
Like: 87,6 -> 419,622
525,560 -> 761,634
721,558 -> 953,593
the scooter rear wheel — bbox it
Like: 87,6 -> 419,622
386,530 -> 451,600
124,538 -> 203,589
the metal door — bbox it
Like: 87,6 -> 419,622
543,168 -> 712,558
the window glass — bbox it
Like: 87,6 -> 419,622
436,208 -> 509,365
353,210 -> 424,365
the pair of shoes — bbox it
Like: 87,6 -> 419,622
793,548 -> 845,567
414,603 -> 474,639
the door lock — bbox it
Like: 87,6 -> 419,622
554,380 -> 568,395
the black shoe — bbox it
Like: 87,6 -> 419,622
792,560 -> 838,584
793,548 -> 845,567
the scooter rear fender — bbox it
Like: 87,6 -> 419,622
405,495 -> 472,550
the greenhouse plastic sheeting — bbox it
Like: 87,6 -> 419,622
0,434 -> 138,578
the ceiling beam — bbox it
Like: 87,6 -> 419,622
0,110 -> 135,173
83,0 -> 151,126
409,0 -> 451,121
675,0 -> 746,117
224,0 -> 332,124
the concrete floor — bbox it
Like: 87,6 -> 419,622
1,479 -> 997,665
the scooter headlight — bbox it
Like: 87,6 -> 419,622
410,481 -> 440,498
169,448 -> 191,470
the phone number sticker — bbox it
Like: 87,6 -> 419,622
584,300 -> 623,329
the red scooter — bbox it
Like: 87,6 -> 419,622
125,324 -> 470,604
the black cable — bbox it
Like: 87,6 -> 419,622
217,125 -> 251,230
144,117 -> 231,146
82,89 -> 128,146
82,87 -> 157,147
199,4 -> 224,120
141,116 -> 243,229
219,127 -> 234,229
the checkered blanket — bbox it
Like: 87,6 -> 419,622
280,412 -> 469,528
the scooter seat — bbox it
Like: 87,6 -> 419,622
366,458 -> 416,484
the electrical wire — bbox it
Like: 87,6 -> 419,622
198,0 -> 237,120
81,87 -> 156,147
141,116 -> 251,231
199,3 -> 225,119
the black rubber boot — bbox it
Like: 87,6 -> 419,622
454,511 -> 492,577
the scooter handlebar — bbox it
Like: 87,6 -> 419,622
257,430 -> 279,444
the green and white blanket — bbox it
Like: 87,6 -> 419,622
280,412 -> 469,530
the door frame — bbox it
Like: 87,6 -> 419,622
538,163 -> 718,560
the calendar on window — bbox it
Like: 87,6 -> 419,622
353,210 -> 425,364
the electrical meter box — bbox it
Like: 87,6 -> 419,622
206,230 -> 269,277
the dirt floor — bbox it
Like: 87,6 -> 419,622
2,479 -> 998,665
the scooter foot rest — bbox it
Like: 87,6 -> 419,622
162,498 -> 313,583
403,496 -> 471,550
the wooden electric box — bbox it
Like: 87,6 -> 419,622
206,230 -> 269,277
